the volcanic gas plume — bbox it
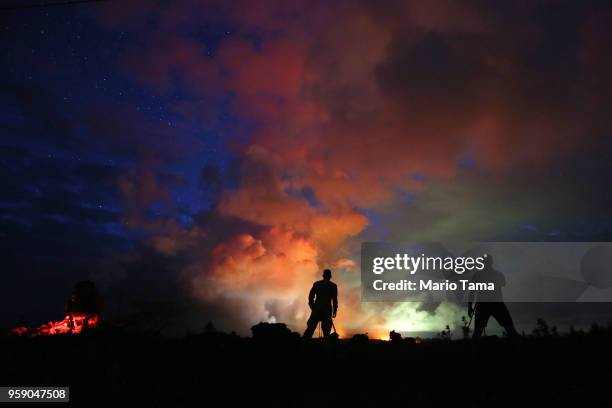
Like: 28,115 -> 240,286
91,0 -> 612,337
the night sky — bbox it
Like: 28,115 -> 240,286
2,0 -> 612,337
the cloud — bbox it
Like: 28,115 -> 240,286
88,0 -> 612,335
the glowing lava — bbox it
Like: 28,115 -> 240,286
12,281 -> 102,337
12,313 -> 99,337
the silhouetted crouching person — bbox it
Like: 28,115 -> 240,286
468,255 -> 518,339
303,269 -> 338,338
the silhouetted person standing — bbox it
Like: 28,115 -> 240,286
468,255 -> 518,339
303,269 -> 338,338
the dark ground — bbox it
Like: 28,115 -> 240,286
2,324 -> 612,407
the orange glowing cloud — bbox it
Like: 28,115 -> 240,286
97,0 -> 612,335
208,227 -> 318,293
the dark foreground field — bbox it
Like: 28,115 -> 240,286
2,325 -> 612,407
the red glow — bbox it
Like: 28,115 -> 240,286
11,313 -> 99,337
